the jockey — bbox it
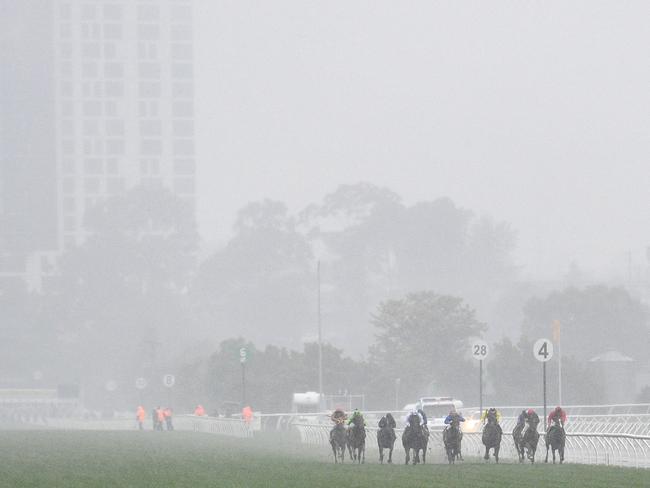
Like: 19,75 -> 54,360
444,410 -> 465,425
526,408 -> 540,429
516,409 -> 528,427
347,408 -> 366,426
417,407 -> 428,428
379,413 -> 396,429
547,406 -> 567,429
405,409 -> 424,427
480,407 -> 502,424
330,408 -> 347,424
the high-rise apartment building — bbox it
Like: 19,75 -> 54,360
56,0 -> 195,249
1,0 -> 195,287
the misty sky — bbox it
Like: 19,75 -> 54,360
193,1 -> 650,279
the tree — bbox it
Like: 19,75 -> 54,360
42,185 -> 198,405
522,286 -> 650,362
195,200 -> 314,348
369,291 -> 485,402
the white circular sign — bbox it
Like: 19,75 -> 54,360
533,338 -> 554,362
239,347 -> 247,363
135,377 -> 147,390
471,340 -> 489,360
105,380 -> 118,392
162,374 -> 175,388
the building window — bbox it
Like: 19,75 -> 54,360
105,119 -> 124,136
82,43 -> 101,58
171,43 -> 192,60
139,101 -> 159,117
141,139 -> 162,155
60,81 -> 74,97
103,4 -> 123,21
140,119 -> 162,136
81,4 -> 97,20
84,178 -> 101,194
61,119 -> 74,136
137,4 -> 160,21
64,216 -> 76,232
61,159 -> 75,174
104,43 -> 117,59
139,62 -> 161,79
174,159 -> 195,175
171,24 -> 192,41
62,140 -> 75,155
62,177 -> 75,193
107,178 -> 125,194
83,101 -> 102,117
60,23 -> 72,38
104,23 -> 123,40
61,101 -> 74,117
172,82 -> 193,98
173,119 -> 193,137
139,82 -> 161,98
105,81 -> 124,97
106,139 -> 125,155
104,62 -> 124,78
173,101 -> 193,117
174,177 -> 195,194
106,159 -> 119,175
171,5 -> 192,22
173,139 -> 194,156
83,120 -> 99,136
105,101 -> 118,117
63,197 -> 75,213
82,62 -> 98,78
60,42 -> 73,59
84,158 -> 103,174
171,63 -> 193,79
138,23 -> 160,41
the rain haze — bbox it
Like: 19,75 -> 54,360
1,1 -> 650,485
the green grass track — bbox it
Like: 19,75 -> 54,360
1,431 -> 648,488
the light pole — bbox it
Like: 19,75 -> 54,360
317,260 -> 324,410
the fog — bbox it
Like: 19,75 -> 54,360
1,0 -> 649,415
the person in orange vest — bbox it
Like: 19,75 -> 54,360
194,404 -> 205,416
136,406 -> 146,430
156,406 -> 165,431
242,405 -> 253,424
163,407 -> 174,430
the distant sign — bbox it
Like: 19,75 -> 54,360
471,340 -> 489,361
533,338 -> 554,362
105,380 -> 118,392
240,347 -> 247,364
162,374 -> 175,388
135,377 -> 147,390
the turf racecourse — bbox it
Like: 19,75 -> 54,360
1,431 -> 648,488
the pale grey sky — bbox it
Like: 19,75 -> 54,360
193,0 -> 650,279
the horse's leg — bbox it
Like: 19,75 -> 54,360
379,445 -> 383,464
495,444 -> 500,464
553,446 -> 557,464
388,445 -> 393,464
560,444 -> 564,464
361,444 -> 365,464
545,440 -> 549,463
484,445 -> 489,461
332,444 -> 337,463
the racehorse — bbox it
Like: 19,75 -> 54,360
402,413 -> 428,465
346,414 -> 366,464
481,410 -> 502,463
329,420 -> 347,463
377,413 -> 396,464
513,422 -> 525,462
443,417 -> 462,464
521,423 -> 540,463
545,418 -> 566,464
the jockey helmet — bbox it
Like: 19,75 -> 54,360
527,408 -> 535,416
555,406 -> 562,412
